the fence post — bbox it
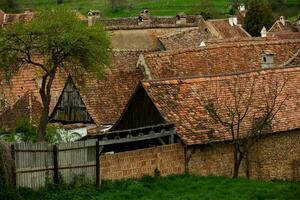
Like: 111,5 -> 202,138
95,140 -> 100,187
53,144 -> 59,184
10,144 -> 16,188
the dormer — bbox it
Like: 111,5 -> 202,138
261,50 -> 275,68
176,12 -> 187,25
138,9 -> 151,26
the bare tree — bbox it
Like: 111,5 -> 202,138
200,73 -> 289,178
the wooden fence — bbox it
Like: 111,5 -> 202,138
12,139 -> 99,190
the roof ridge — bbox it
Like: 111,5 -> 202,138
281,49 -> 300,67
158,27 -> 199,39
142,66 -> 300,85
144,39 -> 300,57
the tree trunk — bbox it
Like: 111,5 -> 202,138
37,104 -> 49,142
37,69 -> 56,142
233,147 -> 243,178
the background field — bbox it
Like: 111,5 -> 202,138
0,0 -> 299,18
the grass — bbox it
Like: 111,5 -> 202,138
11,174 -> 300,200
0,0 -> 299,18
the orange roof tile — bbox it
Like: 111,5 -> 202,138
0,50 -> 144,127
206,19 -> 250,39
142,39 -> 300,79
142,66 -> 300,145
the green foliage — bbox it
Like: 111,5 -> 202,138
188,0 -> 222,19
0,181 -> 22,200
0,7 -> 111,140
0,7 -> 111,80
9,174 -> 300,200
0,118 -> 63,143
0,0 -> 299,18
243,0 -> 274,36
0,0 -> 18,12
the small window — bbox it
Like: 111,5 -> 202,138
263,56 -> 267,63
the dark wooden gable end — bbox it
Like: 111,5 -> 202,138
111,84 -> 166,131
49,75 -> 93,124
83,83 -> 176,153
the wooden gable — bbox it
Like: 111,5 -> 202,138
111,84 -> 166,131
49,75 -> 93,124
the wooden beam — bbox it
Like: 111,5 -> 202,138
169,134 -> 175,144
158,138 -> 166,145
98,130 -> 175,146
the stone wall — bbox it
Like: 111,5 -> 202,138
100,144 -> 185,180
98,130 -> 300,181
188,129 -> 300,181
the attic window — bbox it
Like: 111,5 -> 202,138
261,51 -> 275,68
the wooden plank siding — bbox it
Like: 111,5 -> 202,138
13,139 -> 98,190
112,85 -> 166,131
49,75 -> 93,124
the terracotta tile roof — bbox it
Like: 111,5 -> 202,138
206,19 -> 251,39
282,50 -> 300,67
141,39 -> 300,79
158,28 -> 215,50
268,20 -> 298,33
273,32 -> 300,40
0,50 -> 144,127
142,66 -> 300,145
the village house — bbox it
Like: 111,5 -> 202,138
137,38 -> 300,79
157,15 -> 251,50
265,16 -> 300,39
0,50 -> 144,137
105,51 -> 300,180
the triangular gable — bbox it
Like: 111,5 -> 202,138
111,83 -> 166,131
49,75 -> 93,124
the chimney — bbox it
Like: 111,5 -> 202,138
233,16 -> 238,25
138,9 -> 151,26
280,16 -> 285,26
229,17 -> 234,26
261,26 -> 267,37
239,4 -> 246,12
87,10 -> 100,27
229,16 -> 237,26
88,16 -> 93,27
176,12 -> 187,25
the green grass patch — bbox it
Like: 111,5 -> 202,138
11,174 -> 300,200
0,0 -> 299,18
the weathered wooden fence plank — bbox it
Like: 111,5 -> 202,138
13,139 -> 97,190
